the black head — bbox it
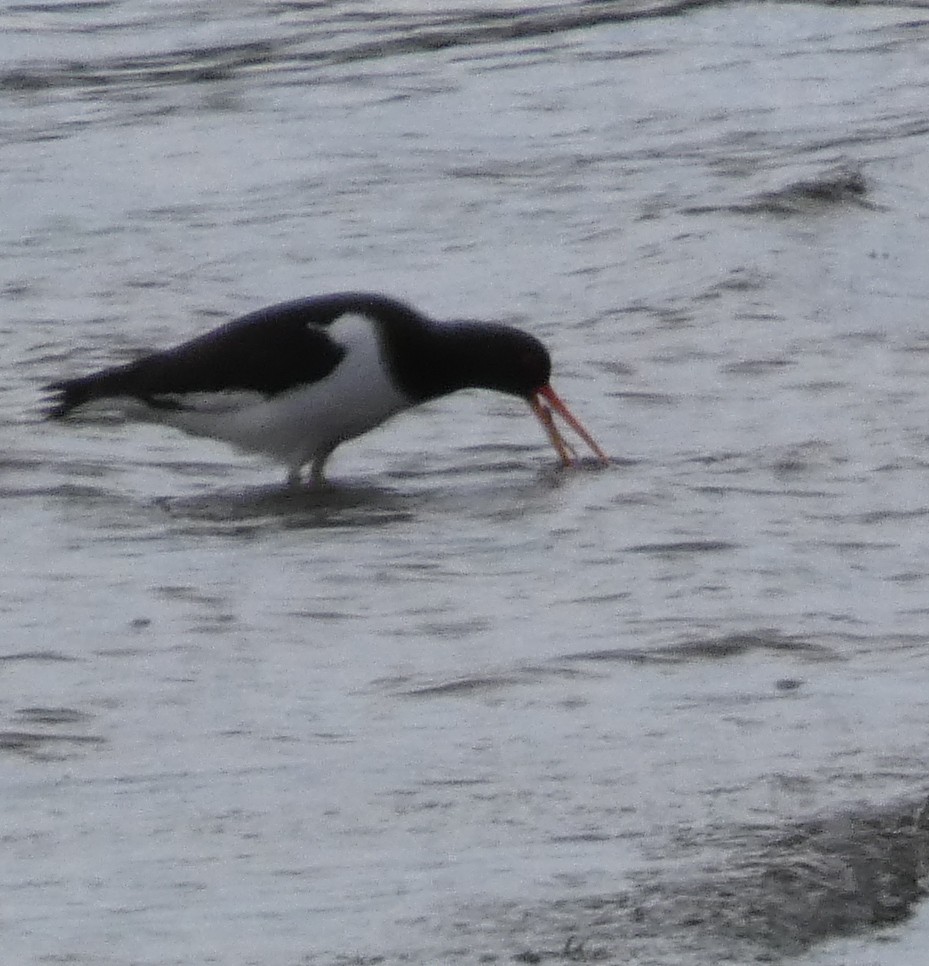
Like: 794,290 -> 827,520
448,322 -> 552,399
383,316 -> 553,403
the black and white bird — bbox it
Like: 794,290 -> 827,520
47,293 -> 608,485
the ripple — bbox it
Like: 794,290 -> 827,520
460,794 -> 929,963
626,540 -> 738,555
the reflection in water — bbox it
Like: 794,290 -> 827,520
158,480 -> 416,530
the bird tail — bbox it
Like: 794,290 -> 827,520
44,368 -> 133,419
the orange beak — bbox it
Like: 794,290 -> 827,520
528,384 -> 609,467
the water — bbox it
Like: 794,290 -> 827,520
4,1 -> 929,963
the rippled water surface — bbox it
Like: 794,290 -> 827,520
5,1 -> 929,963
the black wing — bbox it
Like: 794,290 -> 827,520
46,296 -> 363,418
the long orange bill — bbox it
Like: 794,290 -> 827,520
529,384 -> 610,467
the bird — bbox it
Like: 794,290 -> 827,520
46,292 -> 609,485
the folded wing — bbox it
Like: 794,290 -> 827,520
46,299 -> 348,418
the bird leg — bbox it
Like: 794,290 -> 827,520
309,446 -> 336,486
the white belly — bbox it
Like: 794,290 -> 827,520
135,313 -> 412,473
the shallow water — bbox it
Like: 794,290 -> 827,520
5,1 -> 929,963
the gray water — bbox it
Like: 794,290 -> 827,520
5,1 -> 929,963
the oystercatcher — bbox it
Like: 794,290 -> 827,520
47,293 -> 609,484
